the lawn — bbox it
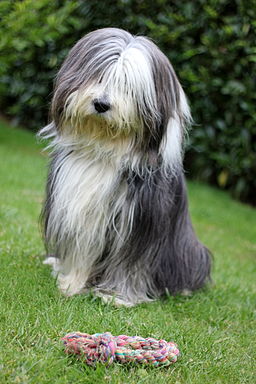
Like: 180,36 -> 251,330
0,120 -> 255,384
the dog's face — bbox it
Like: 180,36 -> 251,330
51,28 -> 190,150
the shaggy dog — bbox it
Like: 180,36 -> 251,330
40,28 -> 211,306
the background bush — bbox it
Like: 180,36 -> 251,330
0,0 -> 255,205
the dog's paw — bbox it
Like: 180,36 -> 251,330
94,290 -> 136,307
180,289 -> 192,297
43,256 -> 61,277
57,270 -> 88,297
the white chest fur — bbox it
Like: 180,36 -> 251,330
46,142 -> 132,295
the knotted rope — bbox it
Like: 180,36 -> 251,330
62,332 -> 179,367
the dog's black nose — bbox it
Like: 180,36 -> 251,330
93,99 -> 111,113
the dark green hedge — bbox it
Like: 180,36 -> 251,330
1,0 -> 255,204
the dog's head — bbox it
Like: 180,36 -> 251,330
50,28 -> 191,153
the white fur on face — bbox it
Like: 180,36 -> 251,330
63,45 -> 160,140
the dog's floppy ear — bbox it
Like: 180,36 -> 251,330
151,52 -> 192,147
134,37 -> 191,153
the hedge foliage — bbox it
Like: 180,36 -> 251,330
0,0 -> 255,204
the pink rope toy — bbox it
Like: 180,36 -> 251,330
62,332 -> 179,367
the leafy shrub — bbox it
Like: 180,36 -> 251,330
0,0 -> 255,204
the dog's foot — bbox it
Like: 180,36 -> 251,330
180,289 -> 192,296
44,257 -> 88,296
43,256 -> 61,277
57,270 -> 88,297
94,290 -> 148,307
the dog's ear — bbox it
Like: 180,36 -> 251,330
151,55 -> 192,146
134,37 -> 192,153
152,54 -> 180,125
150,45 -> 192,131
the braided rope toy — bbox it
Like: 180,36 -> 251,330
62,332 -> 179,367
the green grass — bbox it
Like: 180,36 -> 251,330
0,120 -> 255,384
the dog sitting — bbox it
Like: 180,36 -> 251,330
40,27 -> 211,306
